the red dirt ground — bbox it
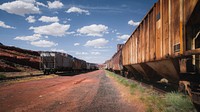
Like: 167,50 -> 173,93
0,70 -> 139,112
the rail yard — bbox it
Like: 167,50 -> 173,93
0,0 -> 200,111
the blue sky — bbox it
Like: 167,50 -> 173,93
0,0 -> 157,64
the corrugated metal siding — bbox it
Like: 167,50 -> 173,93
149,7 -> 156,61
145,16 -> 150,62
122,0 -> 199,65
163,0 -> 169,57
171,0 -> 180,55
156,1 -> 162,60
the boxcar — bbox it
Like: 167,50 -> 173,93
121,0 -> 200,105
40,52 -> 73,74
111,44 -> 123,74
86,63 -> 98,71
72,58 -> 86,72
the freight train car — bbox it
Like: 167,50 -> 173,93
121,0 -> 200,105
40,52 -> 73,74
86,63 -> 98,71
110,44 -> 124,74
105,59 -> 113,71
72,58 -> 87,72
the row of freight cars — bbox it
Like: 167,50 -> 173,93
105,0 -> 200,106
40,51 -> 98,74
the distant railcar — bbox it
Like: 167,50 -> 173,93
40,52 -> 73,74
86,63 -> 98,71
110,45 -> 124,74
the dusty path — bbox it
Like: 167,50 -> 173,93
0,70 -> 137,112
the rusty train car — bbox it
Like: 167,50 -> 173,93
40,51 -> 98,74
106,0 -> 200,105
105,44 -> 123,73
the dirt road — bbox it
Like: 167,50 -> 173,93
0,70 -> 138,112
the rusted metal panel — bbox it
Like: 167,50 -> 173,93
112,49 -> 123,71
171,0 -> 180,55
162,0 -> 170,57
140,22 -> 144,63
135,29 -> 140,64
123,43 -> 128,65
145,16 -> 150,62
138,25 -> 142,63
128,39 -> 132,65
135,30 -> 138,64
129,36 -> 132,64
149,6 -> 156,61
122,45 -> 125,65
133,34 -> 137,64
126,41 -> 129,65
122,0 -> 199,64
156,0 -> 163,60
122,48 -> 124,65
142,22 -> 146,62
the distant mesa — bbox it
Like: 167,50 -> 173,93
0,42 -> 3,46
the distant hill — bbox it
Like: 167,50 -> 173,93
0,44 -> 40,72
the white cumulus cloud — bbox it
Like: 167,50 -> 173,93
29,22 -> 70,37
51,48 -> 67,53
128,20 -> 140,26
26,16 -> 36,23
31,40 -> 57,47
36,2 -> 47,7
18,0 -> 35,3
84,38 -> 109,47
91,52 -> 101,55
66,7 -> 90,15
74,43 -> 80,46
77,24 -> 108,37
0,0 -> 40,16
0,21 -> 15,29
75,52 -> 88,55
39,16 -> 59,23
14,34 -> 41,41
117,34 -> 129,41
47,1 -> 63,9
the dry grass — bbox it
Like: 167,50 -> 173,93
105,70 -> 196,112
